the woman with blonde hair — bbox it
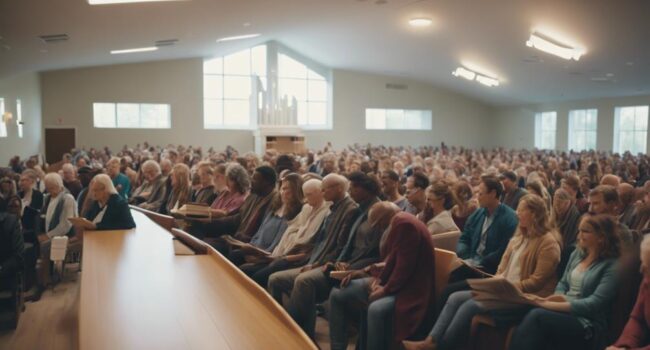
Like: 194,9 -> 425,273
510,214 -> 621,350
404,194 -> 561,350
164,163 -> 192,214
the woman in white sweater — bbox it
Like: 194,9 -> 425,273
425,179 -> 460,235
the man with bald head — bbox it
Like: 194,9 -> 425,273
328,202 -> 436,350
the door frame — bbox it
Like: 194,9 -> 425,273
43,125 -> 78,164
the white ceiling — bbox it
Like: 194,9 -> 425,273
1,0 -> 649,106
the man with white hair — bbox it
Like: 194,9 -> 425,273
36,173 -> 78,299
129,160 -> 167,212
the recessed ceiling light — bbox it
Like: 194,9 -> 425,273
110,46 -> 158,54
88,0 -> 188,4
216,33 -> 261,42
409,18 -> 432,27
526,32 -> 584,61
452,67 -> 476,81
476,75 -> 500,87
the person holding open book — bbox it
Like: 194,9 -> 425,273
509,214 -> 621,350
73,174 -> 135,231
403,194 -> 561,350
228,173 -> 303,268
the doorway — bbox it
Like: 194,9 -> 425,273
44,128 -> 76,165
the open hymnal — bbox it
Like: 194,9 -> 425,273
171,203 -> 212,218
67,217 -> 95,229
222,235 -> 271,257
449,256 -> 494,278
467,277 -> 545,310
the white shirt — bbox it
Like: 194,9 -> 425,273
427,210 -> 460,235
92,204 -> 109,224
503,238 -> 529,282
45,192 -> 78,238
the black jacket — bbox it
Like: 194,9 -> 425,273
0,213 -> 24,277
19,189 -> 44,232
84,194 -> 136,230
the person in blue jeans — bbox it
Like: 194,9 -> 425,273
509,214 -> 621,350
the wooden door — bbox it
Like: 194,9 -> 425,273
44,128 -> 76,165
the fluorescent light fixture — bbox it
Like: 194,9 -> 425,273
89,0 -> 186,4
476,75 -> 500,87
409,18 -> 432,27
452,67 -> 476,81
110,46 -> 158,54
216,33 -> 261,42
526,32 -> 583,61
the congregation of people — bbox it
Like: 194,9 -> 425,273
4,141 -> 650,350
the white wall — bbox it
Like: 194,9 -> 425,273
494,94 -> 650,152
307,70 -> 494,149
0,72 -> 43,164
40,59 -> 495,154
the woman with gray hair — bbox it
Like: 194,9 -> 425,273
187,163 -> 250,239
73,174 -> 135,231
129,159 -> 167,212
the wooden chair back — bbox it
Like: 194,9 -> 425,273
431,230 -> 461,252
434,248 -> 456,301
171,228 -> 208,255
129,205 -> 176,232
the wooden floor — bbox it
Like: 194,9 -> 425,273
0,271 -> 354,350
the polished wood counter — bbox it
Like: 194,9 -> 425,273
79,210 -> 316,350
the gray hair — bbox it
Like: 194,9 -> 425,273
323,173 -> 349,192
142,160 -> 161,175
44,172 -> 64,190
226,163 -> 250,193
92,174 -> 118,195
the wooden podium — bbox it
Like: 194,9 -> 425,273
253,126 -> 306,155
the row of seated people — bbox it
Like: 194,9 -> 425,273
0,169 -> 136,302
162,160 -> 648,350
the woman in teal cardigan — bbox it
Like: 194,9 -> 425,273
509,214 -> 620,350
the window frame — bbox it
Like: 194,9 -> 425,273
364,108 -> 433,130
534,111 -> 557,150
0,98 -> 7,137
92,102 -> 171,129
568,108 -> 598,151
613,105 -> 649,154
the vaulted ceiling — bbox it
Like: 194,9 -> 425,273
1,0 -> 648,106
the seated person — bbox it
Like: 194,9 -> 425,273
405,172 -> 429,217
267,173 -> 357,308
424,180 -> 460,235
283,171 -> 382,339
0,209 -> 24,285
509,214 -> 621,350
231,174 -> 305,283
129,160 -> 167,212
403,195 -> 561,350
450,180 -> 478,231
208,166 -> 278,246
439,175 -> 518,307
1,177 -> 22,218
36,173 -> 77,297
61,163 -> 83,199
106,157 -> 131,200
162,163 -> 192,214
72,174 -> 135,231
185,163 -> 249,239
607,234 -> 650,350
190,162 -> 218,205
551,188 -> 581,275
329,202 -> 436,350
246,179 -> 331,287
589,185 -> 634,247
380,170 -> 409,211
76,166 -> 100,217
500,170 -> 527,210
18,169 -> 44,231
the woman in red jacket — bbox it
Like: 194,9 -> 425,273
607,235 -> 650,350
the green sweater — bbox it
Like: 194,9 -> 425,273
556,248 -> 619,333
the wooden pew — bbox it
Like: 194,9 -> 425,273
79,210 -> 316,350
434,248 -> 456,302
170,228 -> 208,255
129,205 -> 176,232
431,230 -> 460,252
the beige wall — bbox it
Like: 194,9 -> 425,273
0,72 -> 42,164
40,58 -> 494,154
494,95 -> 650,151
